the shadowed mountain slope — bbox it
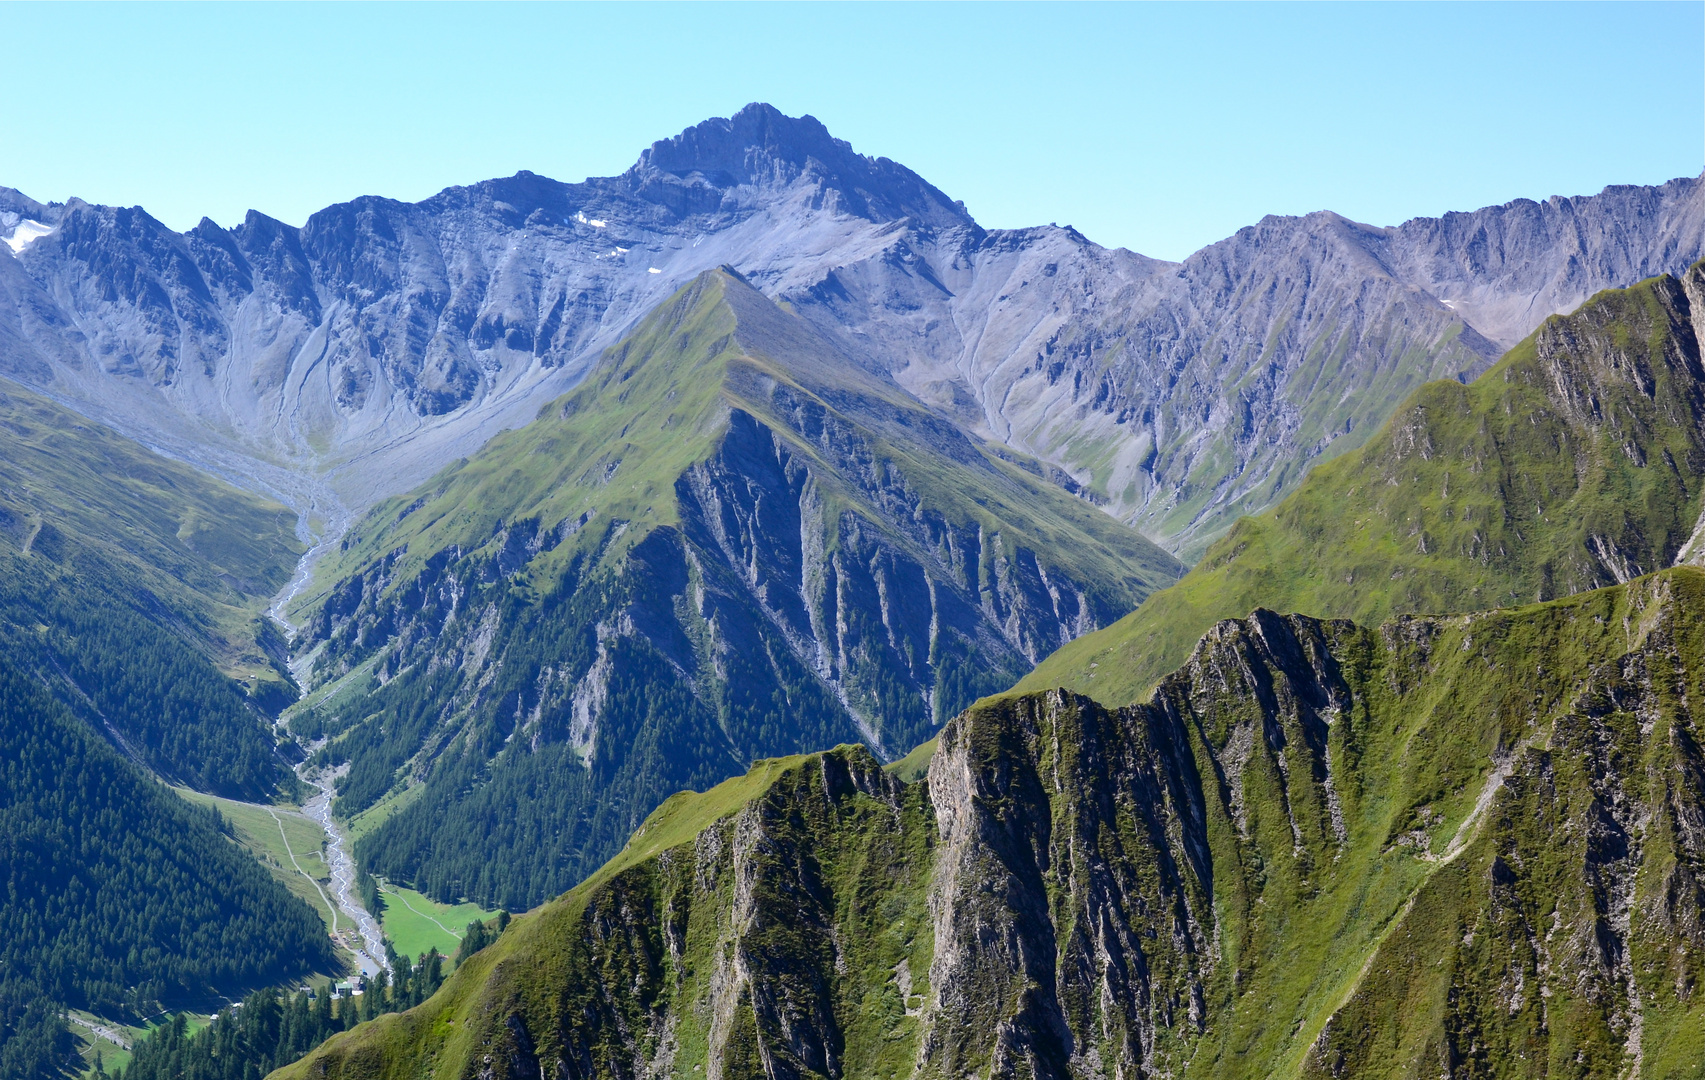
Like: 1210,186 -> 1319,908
0,645 -> 336,1078
1020,261 -> 1705,707
282,567 -> 1705,1080
290,269 -> 1183,910
0,381 -> 300,675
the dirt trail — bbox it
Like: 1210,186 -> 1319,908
267,806 -> 339,932
385,886 -> 466,939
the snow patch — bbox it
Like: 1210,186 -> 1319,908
3,218 -> 53,254
649,267 -> 661,274
574,211 -> 607,228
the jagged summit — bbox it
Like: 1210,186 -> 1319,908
640,103 -> 855,181
631,102 -> 974,230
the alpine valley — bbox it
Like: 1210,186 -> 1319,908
0,104 -> 1702,1079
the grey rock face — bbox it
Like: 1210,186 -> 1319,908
2,105 -> 1697,555
791,182 -> 1705,555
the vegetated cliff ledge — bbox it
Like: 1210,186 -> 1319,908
288,271 -> 1182,911
282,568 -> 1705,1080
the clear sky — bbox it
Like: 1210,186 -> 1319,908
1,1 -> 1699,262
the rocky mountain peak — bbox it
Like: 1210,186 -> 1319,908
632,102 -> 974,230
638,102 -> 846,183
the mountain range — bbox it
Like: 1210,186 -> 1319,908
3,105 -> 1701,554
2,104 -> 1704,1079
292,268 -> 1183,909
284,262 -> 1705,1080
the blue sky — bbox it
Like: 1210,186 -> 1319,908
1,2 -> 1699,261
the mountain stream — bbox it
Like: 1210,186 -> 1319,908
267,496 -> 387,974
300,764 -> 389,977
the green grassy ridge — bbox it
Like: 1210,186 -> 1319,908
298,269 -> 1180,627
294,272 -> 741,618
285,268 -> 1184,911
301,267 -> 1181,744
274,747 -> 921,1080
1018,262 -> 1705,707
1294,570 -> 1705,1078
277,570 -> 1705,1079
0,380 -> 302,692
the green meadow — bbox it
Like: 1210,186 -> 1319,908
378,885 -> 500,965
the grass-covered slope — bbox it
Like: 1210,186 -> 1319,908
0,380 -> 305,797
1019,262 -> 1705,706
289,269 -> 1183,910
0,381 -> 302,691
281,568 -> 1705,1080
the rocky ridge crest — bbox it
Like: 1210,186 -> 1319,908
281,568 -> 1705,1079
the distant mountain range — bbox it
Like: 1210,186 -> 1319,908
286,263 -> 1705,1080
4,104 -> 1699,554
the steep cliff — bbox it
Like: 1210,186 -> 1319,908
1023,261 -> 1705,707
279,567 -> 1705,1080
292,269 -> 1183,909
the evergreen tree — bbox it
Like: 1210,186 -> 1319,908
0,653 -> 334,1068
116,948 -> 458,1080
